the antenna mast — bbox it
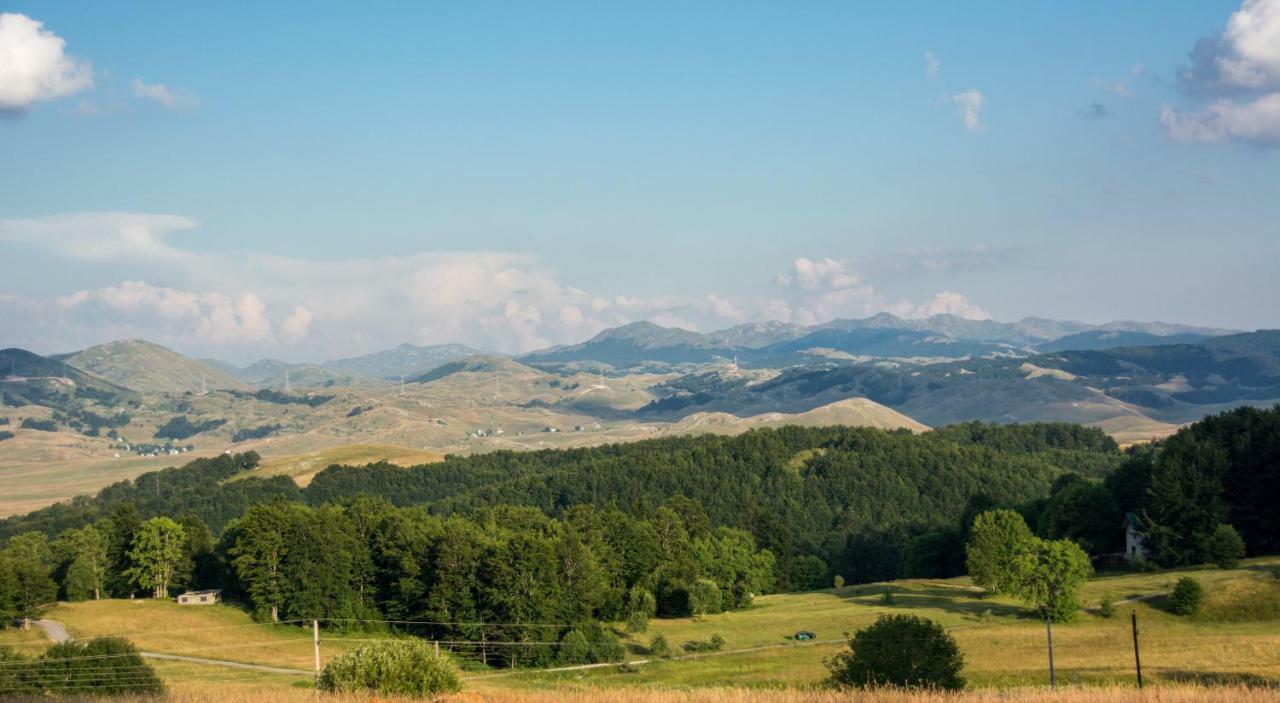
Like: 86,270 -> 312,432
284,368 -> 291,393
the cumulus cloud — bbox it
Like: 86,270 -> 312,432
0,13 -> 93,112
0,213 -> 995,359
131,78 -> 200,111
767,257 -> 989,325
1164,0 -> 1280,145
907,291 -> 991,320
54,282 -> 274,346
947,89 -> 984,132
924,50 -> 941,80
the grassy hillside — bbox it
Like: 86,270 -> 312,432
5,559 -> 1277,696
57,339 -> 246,394
506,559 -> 1280,690
248,443 -> 444,485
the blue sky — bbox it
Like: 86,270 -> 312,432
1,1 -> 1278,361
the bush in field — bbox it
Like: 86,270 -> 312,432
689,578 -> 722,616
648,634 -> 672,658
1099,594 -> 1116,618
1205,524 -> 1246,569
827,614 -> 964,690
557,629 -> 591,665
586,623 -> 626,663
681,633 -> 725,653
1171,577 -> 1204,616
33,637 -> 163,695
316,639 -> 462,696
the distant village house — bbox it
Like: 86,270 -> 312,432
177,589 -> 221,605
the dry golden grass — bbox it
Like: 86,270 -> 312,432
249,444 -> 445,486
43,599 -> 372,670
6,684 -> 1280,703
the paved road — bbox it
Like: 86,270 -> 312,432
32,619 -> 311,677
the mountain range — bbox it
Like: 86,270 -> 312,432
2,314 -> 1276,517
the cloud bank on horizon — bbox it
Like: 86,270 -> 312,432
0,212 -> 991,360
2,2 -> 1278,361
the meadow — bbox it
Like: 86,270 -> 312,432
3,558 -> 1277,700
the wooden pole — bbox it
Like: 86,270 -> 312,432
1046,616 -> 1056,689
313,620 -> 321,674
1131,610 -> 1143,689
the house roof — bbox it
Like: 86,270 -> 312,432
179,589 -> 222,597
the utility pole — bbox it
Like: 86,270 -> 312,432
1046,617 -> 1056,689
399,375 -> 404,397
1131,610 -> 1143,689
313,620 -> 321,674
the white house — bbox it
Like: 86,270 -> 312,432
1122,512 -> 1151,562
176,589 -> 222,606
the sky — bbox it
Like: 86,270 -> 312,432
1,1 -> 1279,363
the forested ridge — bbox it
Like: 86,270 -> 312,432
2,411 -> 1277,662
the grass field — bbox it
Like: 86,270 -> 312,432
0,599 -> 373,672
500,559 -> 1280,691
3,560 -> 1277,699
3,684 -> 1280,703
245,443 -> 445,486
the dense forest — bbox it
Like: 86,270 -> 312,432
2,410 -> 1277,656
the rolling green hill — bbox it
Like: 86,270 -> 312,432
56,339 -> 246,394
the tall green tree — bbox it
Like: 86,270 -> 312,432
127,517 -> 187,599
227,503 -> 291,621
63,525 -> 110,600
965,510 -> 1034,594
1013,538 -> 1092,623
1144,435 -> 1229,566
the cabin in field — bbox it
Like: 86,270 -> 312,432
177,589 -> 222,605
1122,512 -> 1152,562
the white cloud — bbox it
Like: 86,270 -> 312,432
131,78 -> 200,111
1204,0 -> 1280,89
909,292 -> 991,320
767,257 -> 988,325
924,50 -> 941,81
1160,93 -> 1280,144
279,306 -> 313,344
0,212 -> 198,264
0,13 -> 93,112
55,282 -> 275,347
947,89 -> 984,132
0,213 -> 994,359
1165,0 -> 1280,144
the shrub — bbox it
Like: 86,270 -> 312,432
827,614 -> 964,690
1204,524 -> 1246,569
625,611 -> 649,633
1171,577 -> 1204,616
1099,595 -> 1116,619
881,589 -> 896,605
681,633 -> 726,653
316,639 -> 462,696
833,574 -> 845,589
648,634 -> 672,658
689,578 -> 722,616
586,624 -> 626,663
0,431 -> 12,442
557,629 -> 591,665
35,637 -> 163,695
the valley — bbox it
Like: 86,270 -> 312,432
3,314 -> 1277,516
